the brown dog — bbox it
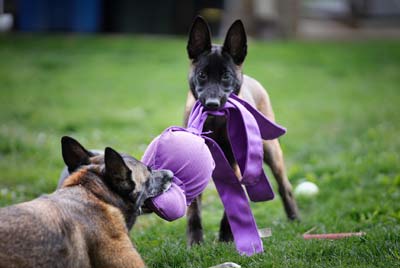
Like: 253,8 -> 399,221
0,136 -> 173,268
183,17 -> 300,246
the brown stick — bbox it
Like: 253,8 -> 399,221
303,232 -> 366,240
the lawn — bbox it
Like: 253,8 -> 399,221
0,34 -> 399,268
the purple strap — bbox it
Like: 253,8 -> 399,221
230,94 -> 286,140
187,94 -> 286,256
204,137 -> 263,255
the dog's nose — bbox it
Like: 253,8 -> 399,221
205,98 -> 221,110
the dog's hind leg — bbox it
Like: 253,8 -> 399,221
250,81 -> 300,220
263,139 -> 300,220
186,194 -> 204,246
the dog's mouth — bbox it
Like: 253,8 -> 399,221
147,169 -> 174,198
158,169 -> 173,194
139,170 -> 173,214
162,180 -> 172,193
203,98 -> 222,110
200,97 -> 228,111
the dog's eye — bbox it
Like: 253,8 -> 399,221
198,71 -> 207,81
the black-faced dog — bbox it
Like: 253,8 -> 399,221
0,136 -> 172,268
183,17 -> 300,246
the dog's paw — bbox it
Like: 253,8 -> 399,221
209,262 -> 241,268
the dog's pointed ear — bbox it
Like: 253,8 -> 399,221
104,147 -> 135,195
61,136 -> 93,173
222,20 -> 247,65
187,16 -> 212,60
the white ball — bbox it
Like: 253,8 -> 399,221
294,181 -> 319,197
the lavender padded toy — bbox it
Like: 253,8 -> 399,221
142,127 -> 215,221
144,94 -> 286,256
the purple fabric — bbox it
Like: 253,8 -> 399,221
142,127 -> 215,221
205,137 -> 263,255
188,94 -> 285,200
145,181 -> 187,221
187,94 -> 286,256
142,94 -> 286,256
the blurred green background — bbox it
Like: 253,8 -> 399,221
0,35 -> 399,267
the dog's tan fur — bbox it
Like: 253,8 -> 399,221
0,166 -> 145,268
0,138 -> 175,268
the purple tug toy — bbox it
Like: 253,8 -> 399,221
143,94 -> 286,256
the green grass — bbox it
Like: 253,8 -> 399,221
0,34 -> 399,267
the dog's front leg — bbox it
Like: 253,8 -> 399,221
94,236 -> 145,268
115,249 -> 146,268
186,194 -> 204,246
218,161 -> 243,242
219,211 -> 233,242
183,93 -> 205,246
253,85 -> 300,221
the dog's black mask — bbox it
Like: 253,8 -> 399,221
187,16 -> 247,110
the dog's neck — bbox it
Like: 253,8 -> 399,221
61,167 -> 138,230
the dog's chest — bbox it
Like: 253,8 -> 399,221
203,115 -> 237,165
203,116 -> 227,139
